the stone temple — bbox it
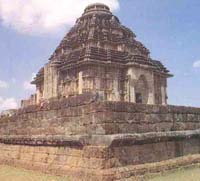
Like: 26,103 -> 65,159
22,3 -> 172,108
1,3 -> 200,181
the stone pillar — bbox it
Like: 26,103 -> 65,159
127,68 -> 136,103
147,73 -> 155,105
95,77 -> 106,100
147,91 -> 155,104
113,78 -> 120,101
43,63 -> 59,99
36,84 -> 44,104
161,86 -> 166,105
95,77 -> 100,90
52,67 -> 59,97
129,79 -> 136,103
78,71 -> 83,94
36,86 -> 40,104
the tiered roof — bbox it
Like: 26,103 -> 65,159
32,3 -> 171,84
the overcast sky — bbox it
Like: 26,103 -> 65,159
0,0 -> 200,111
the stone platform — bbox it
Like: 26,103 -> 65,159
0,94 -> 200,180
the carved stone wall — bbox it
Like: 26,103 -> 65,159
60,69 -> 78,97
58,65 -> 124,101
24,63 -> 167,107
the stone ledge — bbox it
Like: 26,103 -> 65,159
0,135 -> 89,147
0,129 -> 199,147
100,154 -> 200,180
95,129 -> 200,146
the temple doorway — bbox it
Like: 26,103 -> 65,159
135,75 -> 149,104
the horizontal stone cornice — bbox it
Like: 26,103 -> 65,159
0,130 -> 199,147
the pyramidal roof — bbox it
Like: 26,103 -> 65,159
33,3 -> 171,84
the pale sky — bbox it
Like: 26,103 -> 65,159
0,0 -> 200,111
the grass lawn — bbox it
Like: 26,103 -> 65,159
0,165 -> 199,181
148,167 -> 200,181
0,165 -> 69,181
